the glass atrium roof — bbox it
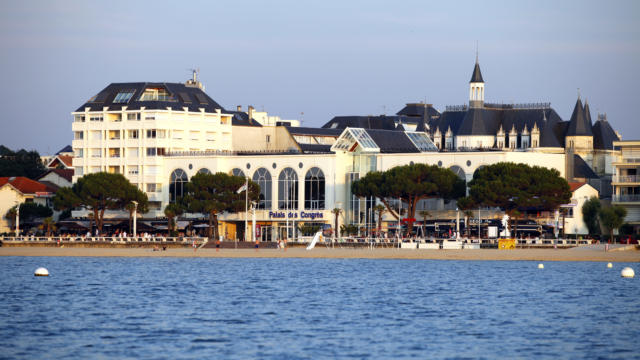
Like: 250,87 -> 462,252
405,131 -> 438,152
331,128 -> 381,153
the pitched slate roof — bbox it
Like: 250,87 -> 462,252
365,130 -> 421,153
297,144 -> 333,153
0,177 -> 56,194
286,127 -> 342,136
592,117 -> 620,150
322,116 -> 399,131
227,111 -> 263,127
75,82 -> 225,113
470,62 -> 484,83
573,155 -> 598,179
566,98 -> 593,136
433,106 -> 564,147
47,155 -> 73,169
396,103 -> 441,119
56,145 -> 73,154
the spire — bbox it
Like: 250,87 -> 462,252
567,97 -> 593,136
470,62 -> 484,83
584,99 -> 593,126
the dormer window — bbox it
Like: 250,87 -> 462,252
113,90 -> 135,103
140,87 -> 174,101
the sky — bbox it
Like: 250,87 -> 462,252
0,0 -> 638,155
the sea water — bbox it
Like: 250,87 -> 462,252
0,257 -> 638,359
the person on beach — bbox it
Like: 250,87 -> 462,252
255,239 -> 259,251
192,239 -> 197,252
216,238 -> 221,252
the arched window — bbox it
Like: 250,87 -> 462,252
278,167 -> 298,210
304,167 -> 325,210
198,168 -> 211,174
231,168 -> 245,177
169,169 -> 188,203
252,168 -> 272,209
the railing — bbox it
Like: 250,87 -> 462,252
612,194 -> 640,202
0,236 -> 595,247
0,236 -> 208,243
612,175 -> 640,183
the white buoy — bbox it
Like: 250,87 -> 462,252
621,267 -> 635,278
538,263 -> 544,269
607,263 -> 613,268
34,267 -> 49,277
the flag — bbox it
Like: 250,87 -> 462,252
236,182 -> 247,194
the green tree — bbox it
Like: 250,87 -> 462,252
581,196 -> 601,236
124,187 -> 149,235
459,162 -> 571,237
0,147 -> 46,179
5,206 -> 17,231
331,207 -> 343,239
181,172 -> 259,240
352,164 -> 464,234
39,217 -> 56,236
164,203 -> 183,237
18,202 -> 53,222
599,205 -> 627,243
53,172 -> 141,234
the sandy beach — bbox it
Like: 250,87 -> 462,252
1,246 -> 639,262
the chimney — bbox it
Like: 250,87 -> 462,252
237,105 -> 242,112
248,105 -> 254,124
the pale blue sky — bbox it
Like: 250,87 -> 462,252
0,0 -> 638,154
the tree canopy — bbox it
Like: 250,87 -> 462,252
599,205 -> 627,242
53,172 -> 146,234
181,172 -> 259,240
459,162 -> 571,235
351,163 -> 465,233
581,196 -> 601,236
0,146 -> 46,179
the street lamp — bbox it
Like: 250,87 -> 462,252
15,201 -> 20,238
250,201 -> 257,243
131,201 -> 138,238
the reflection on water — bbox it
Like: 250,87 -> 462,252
0,257 -> 638,359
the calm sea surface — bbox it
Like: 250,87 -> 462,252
0,257 -> 639,359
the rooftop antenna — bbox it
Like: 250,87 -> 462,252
185,68 -> 204,90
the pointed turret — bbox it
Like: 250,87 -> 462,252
469,58 -> 485,108
470,62 -> 484,83
584,99 -> 593,126
566,98 -> 593,136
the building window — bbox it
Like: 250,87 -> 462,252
146,148 -> 165,157
169,169 -> 188,203
304,167 -> 325,210
231,168 -> 245,178
198,168 -> 211,175
113,90 -> 135,103
266,135 -> 271,143
146,183 -> 159,193
128,130 -> 139,139
74,131 -> 83,140
74,115 -> 85,122
127,113 -> 140,121
89,115 -> 103,122
146,129 -> 157,139
278,167 -> 298,210
252,168 -> 272,209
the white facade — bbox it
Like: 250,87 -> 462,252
562,183 -> 599,235
71,107 -> 234,211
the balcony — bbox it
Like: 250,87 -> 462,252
612,175 -> 640,183
612,194 -> 640,203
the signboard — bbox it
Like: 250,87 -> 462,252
401,218 -> 416,223
268,211 -> 323,220
255,224 -> 261,237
